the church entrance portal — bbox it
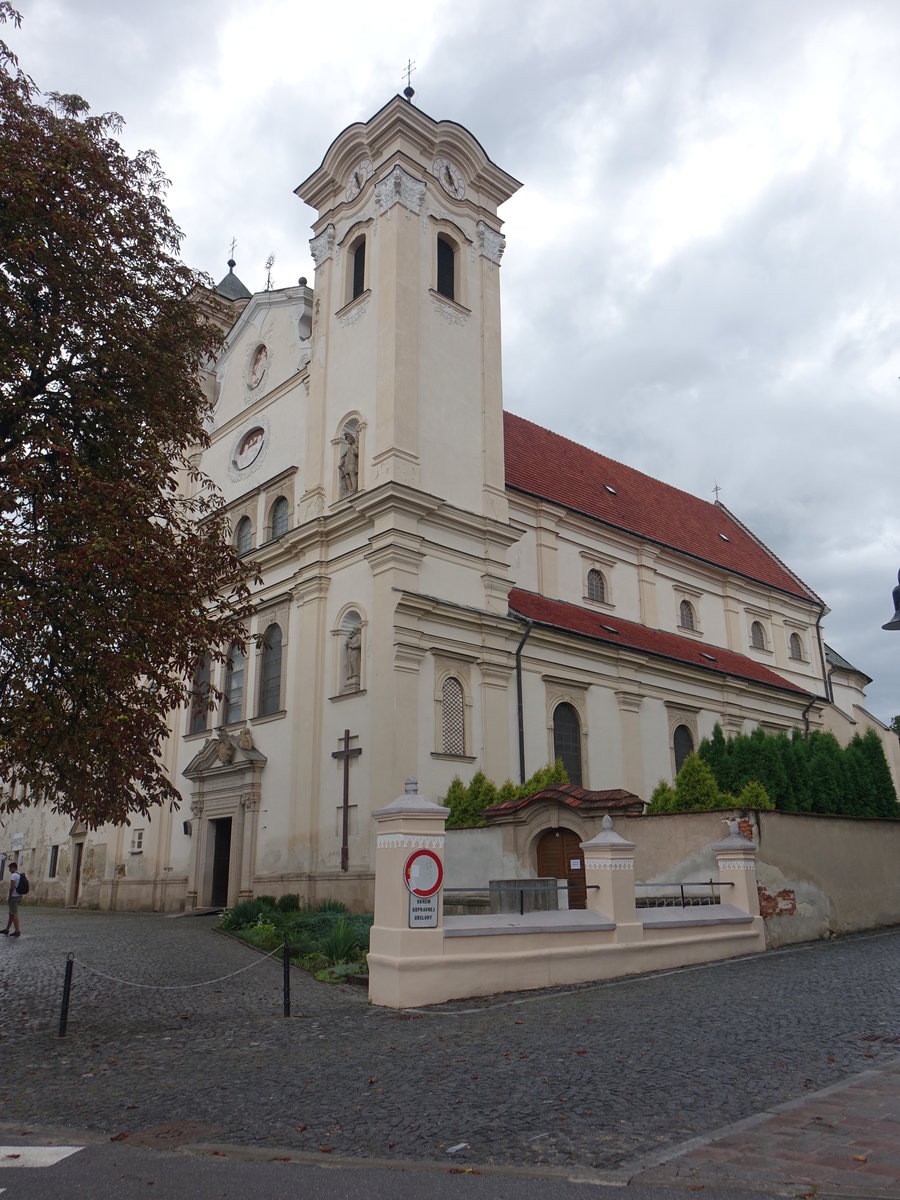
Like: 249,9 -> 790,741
210,818 -> 232,908
536,828 -> 587,910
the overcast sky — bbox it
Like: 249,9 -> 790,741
10,0 -> 900,722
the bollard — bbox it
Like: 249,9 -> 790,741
283,939 -> 290,1017
58,953 -> 75,1037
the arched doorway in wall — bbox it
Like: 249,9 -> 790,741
536,827 -> 587,910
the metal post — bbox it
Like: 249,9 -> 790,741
283,938 -> 290,1018
58,953 -> 74,1037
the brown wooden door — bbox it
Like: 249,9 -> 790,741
536,828 -> 587,909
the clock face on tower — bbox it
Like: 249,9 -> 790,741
345,158 -> 374,200
432,157 -> 465,200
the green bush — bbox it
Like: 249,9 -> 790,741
219,898 -> 275,930
276,893 -> 301,913
736,779 -> 774,811
255,894 -> 278,910
445,760 -> 569,828
322,918 -> 359,964
315,897 -> 349,914
698,722 -> 897,818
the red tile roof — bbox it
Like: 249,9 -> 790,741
485,783 -> 645,820
508,588 -> 811,696
503,411 -> 818,603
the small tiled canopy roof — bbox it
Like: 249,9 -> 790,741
504,411 -> 819,603
485,782 -> 645,821
509,589 -> 811,696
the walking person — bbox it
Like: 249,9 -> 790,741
3,861 -> 23,937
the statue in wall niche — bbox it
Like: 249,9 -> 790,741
344,625 -> 361,690
338,428 -> 359,496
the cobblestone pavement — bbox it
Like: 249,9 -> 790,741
1,907 -> 899,1184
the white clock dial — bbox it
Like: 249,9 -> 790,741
432,157 -> 465,199
345,158 -> 374,200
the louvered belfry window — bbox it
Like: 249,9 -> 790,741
442,677 -> 465,755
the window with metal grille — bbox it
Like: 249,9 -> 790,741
441,677 -> 465,755
789,632 -> 803,660
679,600 -> 695,630
751,621 -> 765,650
224,643 -> 244,723
674,724 -> 694,773
552,702 -> 582,786
189,656 -> 210,735
436,235 -> 455,301
236,516 -> 252,555
258,623 -> 283,716
270,496 -> 288,539
587,569 -> 605,603
352,239 -> 366,299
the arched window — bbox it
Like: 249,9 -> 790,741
679,600 -> 695,631
436,235 -> 455,301
352,238 -> 366,300
441,677 -> 465,755
553,702 -> 583,786
587,569 -> 606,603
340,610 -> 362,694
673,724 -> 694,774
189,656 -> 210,735
270,496 -> 288,540
224,643 -> 244,724
789,632 -> 803,660
751,621 -> 766,650
236,516 -> 252,555
258,624 -> 283,716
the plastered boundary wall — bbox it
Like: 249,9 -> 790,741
367,783 -> 765,1009
445,810 -> 900,950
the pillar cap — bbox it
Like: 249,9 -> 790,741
373,776 -> 450,820
581,814 -> 636,853
711,817 -> 756,853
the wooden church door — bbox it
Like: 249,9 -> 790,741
536,828 -> 587,910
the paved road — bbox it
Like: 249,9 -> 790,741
1,907 -> 898,1192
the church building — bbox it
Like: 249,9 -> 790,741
5,96 -> 897,911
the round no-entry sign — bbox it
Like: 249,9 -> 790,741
404,849 -> 443,897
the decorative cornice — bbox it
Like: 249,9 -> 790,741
338,293 -> 370,328
717,859 -> 756,871
430,292 -> 468,326
376,833 -> 444,850
476,220 -> 506,265
310,224 -> 336,267
375,165 -> 427,216
585,858 -> 634,871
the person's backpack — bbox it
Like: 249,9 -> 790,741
16,872 -> 29,895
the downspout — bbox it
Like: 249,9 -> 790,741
804,602 -> 830,737
511,612 -> 534,785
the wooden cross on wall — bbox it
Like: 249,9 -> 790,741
332,729 -> 362,872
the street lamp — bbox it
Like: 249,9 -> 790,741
884,569 -> 900,631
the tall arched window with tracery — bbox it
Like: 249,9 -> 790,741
789,632 -> 803,660
441,678 -> 465,755
673,724 -> 694,774
751,621 -> 766,650
258,623 -> 283,716
587,568 -> 606,603
235,515 -> 252,555
553,702 -> 583,786
224,643 -> 244,724
269,497 -> 288,540
679,599 -> 695,631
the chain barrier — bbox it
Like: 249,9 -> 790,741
72,944 -> 282,990
58,941 -> 293,1035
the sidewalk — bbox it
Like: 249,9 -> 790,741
632,1054 -> 900,1197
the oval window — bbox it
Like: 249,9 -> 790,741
235,426 -> 265,470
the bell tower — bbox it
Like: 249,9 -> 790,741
294,96 -> 521,531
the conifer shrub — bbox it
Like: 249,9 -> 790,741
444,760 -> 569,828
697,723 -> 898,817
